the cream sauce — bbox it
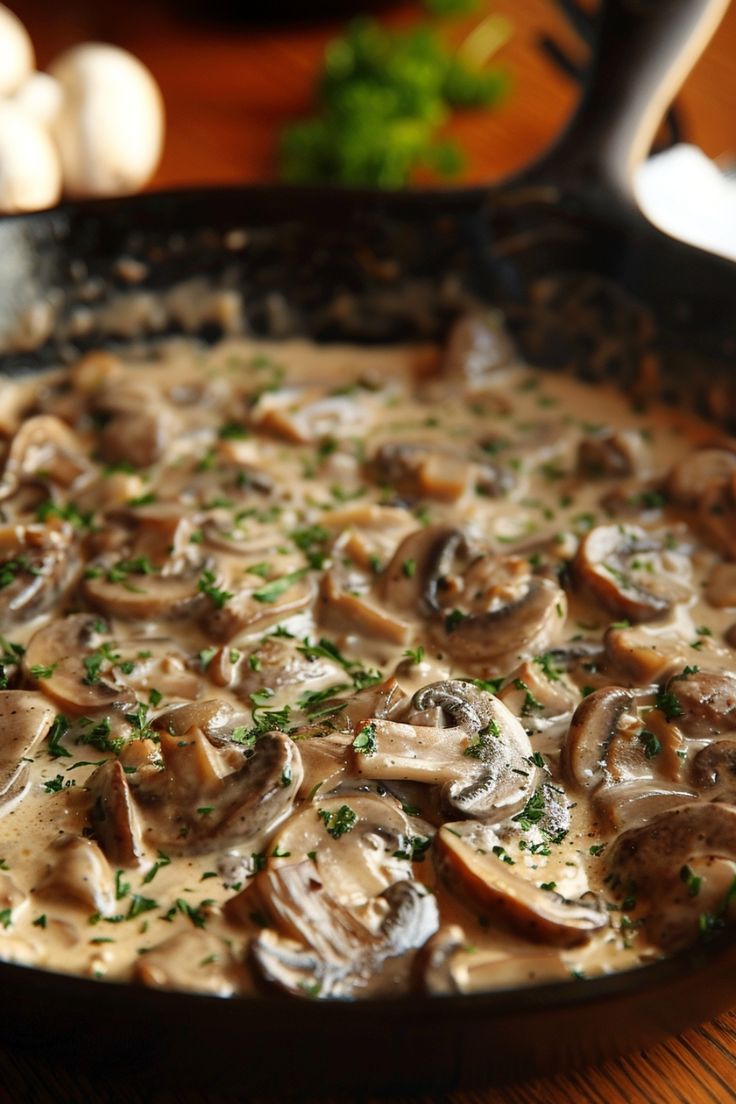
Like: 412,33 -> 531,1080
0,329 -> 733,999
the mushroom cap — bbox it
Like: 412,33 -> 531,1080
10,72 -> 63,130
667,448 -> 736,508
0,102 -> 61,215
49,43 -> 164,198
0,5 -> 34,97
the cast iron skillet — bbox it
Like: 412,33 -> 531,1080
0,0 -> 735,1094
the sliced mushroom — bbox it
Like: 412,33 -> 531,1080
94,380 -> 175,468
36,836 -> 116,915
251,387 -> 370,444
608,802 -> 736,949
318,569 -> 409,645
129,728 -> 303,855
352,680 -> 537,823
0,522 -> 80,627
24,614 -> 135,713
604,623 -> 689,685
496,658 -> 578,733
666,448 -> 736,509
235,636 -> 343,702
432,575 -> 566,676
706,562 -> 736,609
369,442 -> 476,503
574,524 -> 688,622
690,741 -> 736,803
82,559 -> 205,621
436,825 -> 606,948
248,862 -> 438,998
562,687 -> 640,792
0,690 -> 55,812
0,414 -> 93,493
594,780 -> 698,831
201,572 -> 314,643
152,699 -> 237,743
260,793 -> 418,899
87,760 -> 144,866
577,430 -> 643,479
661,668 -> 736,738
379,524 -> 461,615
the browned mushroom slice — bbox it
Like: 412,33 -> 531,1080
608,803 -> 736,949
594,780 -> 698,831
341,677 -> 409,727
82,559 -> 205,621
152,699 -> 237,742
0,522 -> 80,627
690,741 -> 736,802
251,387 -> 369,444
369,442 -> 475,503
666,447 -> 736,508
266,793 -> 424,897
36,836 -> 116,915
603,623 -> 689,685
296,733 -> 352,800
23,614 -> 135,713
352,681 -> 536,823
0,690 -> 55,811
0,414 -> 93,492
660,668 -> 736,738
132,729 -> 303,855
562,687 -> 640,792
95,379 -> 176,468
496,658 -> 578,732
706,562 -> 736,608
318,569 -> 410,645
235,636 -> 343,702
420,925 -> 568,994
433,575 -> 566,676
135,930 -> 245,996
573,524 -> 688,622
379,524 -> 461,615
87,759 -> 144,865
201,572 -> 314,643
577,430 -> 643,478
249,863 -> 438,998
436,826 -> 606,948
105,503 -> 195,565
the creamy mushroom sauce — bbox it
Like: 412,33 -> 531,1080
1,319 -> 736,1000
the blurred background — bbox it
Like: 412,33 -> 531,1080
7,0 -> 736,192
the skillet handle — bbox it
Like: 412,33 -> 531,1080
531,0 -> 730,196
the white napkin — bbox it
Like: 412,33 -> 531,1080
634,143 -> 736,262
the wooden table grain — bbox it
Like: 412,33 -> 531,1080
3,1 -> 736,1101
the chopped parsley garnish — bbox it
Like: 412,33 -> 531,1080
402,645 -> 425,665
252,568 -> 308,604
198,570 -> 233,609
464,717 -> 501,759
655,689 -> 684,721
680,864 -> 703,898
318,804 -> 357,839
47,714 -> 71,759
637,729 -> 661,759
512,788 -> 546,831
352,722 -> 377,755
142,851 -> 171,884
393,835 -> 431,862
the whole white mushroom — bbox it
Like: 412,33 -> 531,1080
0,101 -> 61,212
0,4 -> 33,97
11,71 -> 63,131
48,43 -> 164,198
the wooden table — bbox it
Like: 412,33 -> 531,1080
3,1 -> 736,1101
